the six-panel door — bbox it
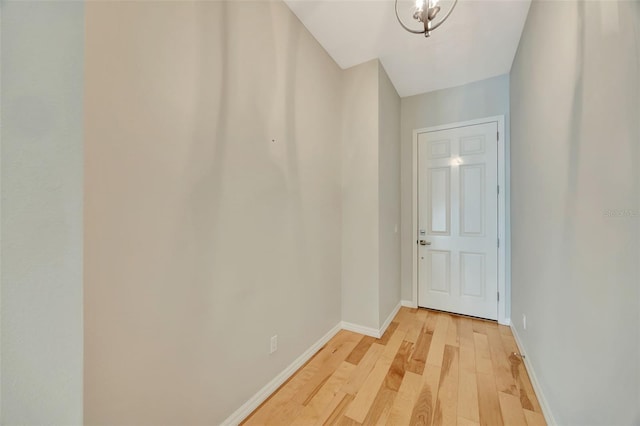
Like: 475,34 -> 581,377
417,122 -> 498,320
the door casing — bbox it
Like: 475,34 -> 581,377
411,116 -> 509,325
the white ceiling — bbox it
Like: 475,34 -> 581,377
284,0 -> 531,97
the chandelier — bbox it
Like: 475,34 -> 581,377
395,0 -> 459,37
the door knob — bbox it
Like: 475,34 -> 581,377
419,240 -> 431,246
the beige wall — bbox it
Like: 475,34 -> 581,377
510,1 -> 639,424
341,60 -> 402,331
1,2 -> 84,424
400,75 -> 510,303
84,2 -> 343,424
341,60 -> 380,329
377,63 -> 402,325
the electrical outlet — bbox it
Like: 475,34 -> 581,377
270,335 -> 278,354
522,314 -> 527,330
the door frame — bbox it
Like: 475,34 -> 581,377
411,116 -> 509,325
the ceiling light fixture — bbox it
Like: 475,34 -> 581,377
395,0 -> 458,37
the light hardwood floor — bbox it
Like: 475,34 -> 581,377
242,307 -> 545,426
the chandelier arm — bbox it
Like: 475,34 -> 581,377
394,0 -> 426,34
428,0 -> 459,31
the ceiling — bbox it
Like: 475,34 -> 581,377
283,0 -> 531,97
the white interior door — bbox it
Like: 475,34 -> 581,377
417,122 -> 498,320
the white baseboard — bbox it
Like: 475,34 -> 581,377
499,317 -> 511,326
222,302 -> 405,425
342,301 -> 402,339
341,321 -> 380,338
401,299 -> 417,308
220,322 -> 342,426
379,302 -> 401,337
510,325 -> 557,426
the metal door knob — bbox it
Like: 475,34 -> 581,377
419,240 -> 431,246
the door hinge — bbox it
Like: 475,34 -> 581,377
497,131 -> 499,141
497,292 -> 500,302
497,185 -> 500,195
497,238 -> 500,248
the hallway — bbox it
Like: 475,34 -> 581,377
244,307 -> 545,425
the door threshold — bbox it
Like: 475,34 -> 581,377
416,306 -> 498,323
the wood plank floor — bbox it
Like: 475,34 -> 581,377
242,307 -> 545,426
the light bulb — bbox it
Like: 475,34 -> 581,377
415,0 -> 426,11
429,0 -> 440,7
